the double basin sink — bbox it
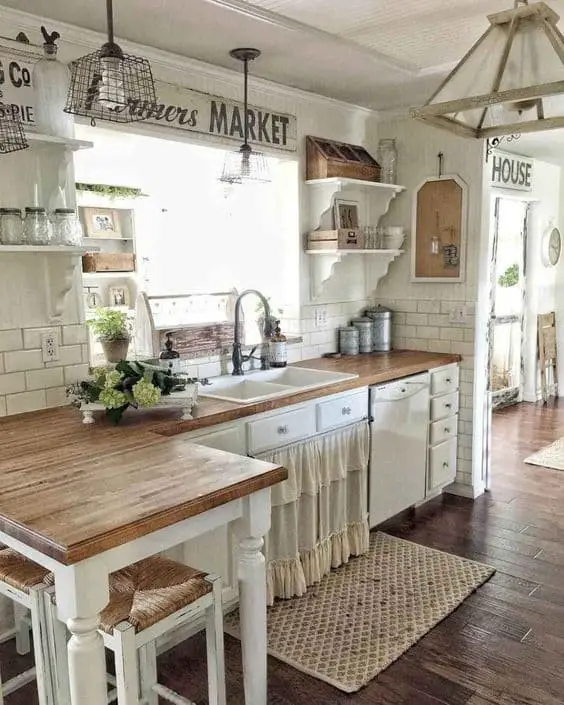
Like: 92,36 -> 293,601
198,366 -> 359,405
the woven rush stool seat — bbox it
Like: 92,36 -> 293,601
0,548 -> 52,592
101,556 -> 212,633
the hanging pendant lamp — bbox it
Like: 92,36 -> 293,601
411,1 -> 564,140
64,0 -> 157,124
0,101 -> 28,154
220,48 -> 270,184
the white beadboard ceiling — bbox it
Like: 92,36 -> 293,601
3,0 -> 564,110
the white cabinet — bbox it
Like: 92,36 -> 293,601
427,364 -> 459,493
316,389 -> 367,432
247,406 -> 316,454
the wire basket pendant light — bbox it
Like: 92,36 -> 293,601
0,98 -> 29,155
64,0 -> 157,124
220,48 -> 270,184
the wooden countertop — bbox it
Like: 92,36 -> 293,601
0,433 -> 285,565
0,349 -> 457,564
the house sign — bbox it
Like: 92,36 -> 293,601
490,150 -> 534,192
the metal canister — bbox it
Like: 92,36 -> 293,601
339,326 -> 360,355
365,305 -> 393,352
351,317 -> 373,354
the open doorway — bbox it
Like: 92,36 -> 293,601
489,197 -> 530,410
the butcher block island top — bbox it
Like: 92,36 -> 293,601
0,432 -> 286,565
0,350 -> 457,565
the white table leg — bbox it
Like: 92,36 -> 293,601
54,560 -> 110,705
234,489 -> 271,705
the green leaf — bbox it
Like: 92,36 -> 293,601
105,403 -> 129,424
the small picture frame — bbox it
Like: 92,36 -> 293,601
108,285 -> 130,308
334,199 -> 360,230
83,207 -> 122,238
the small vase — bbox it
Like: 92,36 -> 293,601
101,338 -> 130,363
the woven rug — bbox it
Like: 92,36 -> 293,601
525,437 -> 564,470
225,532 -> 494,693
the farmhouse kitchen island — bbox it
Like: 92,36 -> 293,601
0,428 -> 286,705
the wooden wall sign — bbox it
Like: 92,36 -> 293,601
411,175 -> 468,282
489,150 -> 533,192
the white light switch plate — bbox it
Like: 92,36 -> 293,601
449,305 -> 467,325
314,308 -> 328,328
41,331 -> 59,362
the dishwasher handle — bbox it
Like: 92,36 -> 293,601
371,381 -> 429,403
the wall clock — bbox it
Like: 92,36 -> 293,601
542,226 -> 562,267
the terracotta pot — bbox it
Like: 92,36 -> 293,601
100,338 -> 130,363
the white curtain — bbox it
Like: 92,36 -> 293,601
258,421 -> 369,604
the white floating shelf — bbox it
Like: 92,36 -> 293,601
26,133 -> 93,151
307,248 -> 404,300
306,249 -> 404,256
81,270 -> 136,277
305,177 -> 405,194
0,245 -> 93,254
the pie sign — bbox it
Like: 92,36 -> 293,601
490,150 -> 533,192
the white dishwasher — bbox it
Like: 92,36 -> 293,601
369,372 -> 430,527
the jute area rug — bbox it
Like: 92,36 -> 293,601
225,532 -> 494,693
525,437 -> 564,470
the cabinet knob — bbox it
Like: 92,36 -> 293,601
444,427 -> 451,434
445,403 -> 453,409
443,461 -> 449,469
445,377 -> 452,383
277,425 -> 289,435
342,406 -> 352,416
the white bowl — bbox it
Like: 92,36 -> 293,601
383,233 -> 405,250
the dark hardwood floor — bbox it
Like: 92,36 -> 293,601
6,400 -> 564,704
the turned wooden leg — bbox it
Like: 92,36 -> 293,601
205,576 -> 226,705
13,602 -> 30,655
55,561 -> 109,705
233,489 -> 271,705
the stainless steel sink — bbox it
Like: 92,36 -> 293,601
199,366 -> 358,404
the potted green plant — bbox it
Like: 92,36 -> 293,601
88,308 -> 131,363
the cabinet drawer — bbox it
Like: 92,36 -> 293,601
429,437 -> 457,490
247,406 -> 316,454
316,390 -> 367,432
430,391 -> 459,421
431,365 -> 459,397
430,414 -> 458,446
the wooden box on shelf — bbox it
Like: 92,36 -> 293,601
82,252 -> 136,273
307,229 -> 365,250
306,136 -> 381,182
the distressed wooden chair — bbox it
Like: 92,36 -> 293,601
48,555 -> 226,705
0,547 -> 62,705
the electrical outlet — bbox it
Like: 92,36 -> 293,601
449,305 -> 466,325
41,331 -> 59,363
314,308 -> 328,328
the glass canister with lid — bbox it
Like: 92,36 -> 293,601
351,316 -> 373,353
365,305 -> 393,352
339,326 -> 360,355
52,208 -> 82,245
23,207 -> 52,245
0,208 -> 23,245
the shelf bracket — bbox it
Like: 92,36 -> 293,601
43,254 -> 81,323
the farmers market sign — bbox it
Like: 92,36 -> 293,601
137,81 -> 297,152
0,46 -> 36,127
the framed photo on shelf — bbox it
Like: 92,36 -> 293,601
333,199 -> 360,230
82,207 -> 122,238
108,285 -> 130,308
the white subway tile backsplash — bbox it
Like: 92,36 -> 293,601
197,361 -> 222,379
427,314 -> 449,328
6,390 -> 46,415
64,364 -> 90,385
427,340 -> 452,353
417,300 -> 441,314
405,338 -> 428,351
0,396 -> 5,417
416,326 -> 440,340
439,328 -> 464,341
62,324 -> 88,346
0,329 -> 23,352
393,312 -> 407,325
26,367 -> 64,391
81,344 -> 90,363
23,327 -> 61,350
394,325 -> 416,338
0,354 -> 4,375
45,386 -> 68,408
455,342 -> 475,357
406,313 -> 428,326
0,372 -> 25,395
300,345 -> 321,361
4,349 -> 43,373
463,329 -> 475,342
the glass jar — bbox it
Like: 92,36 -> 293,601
0,208 -> 23,245
378,138 -> 398,185
52,208 -> 82,245
32,40 -> 74,138
23,207 -> 52,245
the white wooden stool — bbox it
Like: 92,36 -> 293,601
0,548 -> 62,705
51,555 -> 226,705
